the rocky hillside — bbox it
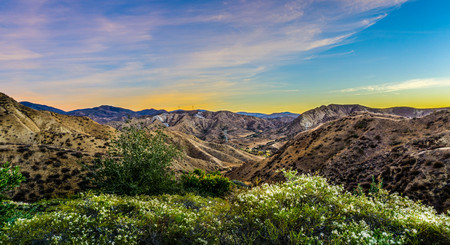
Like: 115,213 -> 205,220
227,110 -> 450,212
280,104 -> 448,137
1,92 -> 261,201
0,93 -> 115,148
108,110 -> 292,151
167,130 -> 262,172
0,92 -> 116,201
21,101 -> 297,152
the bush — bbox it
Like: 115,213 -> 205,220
180,169 -> 233,197
0,199 -> 59,228
0,162 -> 26,200
84,127 -> 180,196
1,171 -> 449,244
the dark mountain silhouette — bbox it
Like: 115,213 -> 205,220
237,111 -> 299,119
20,102 -> 168,124
20,101 -> 68,115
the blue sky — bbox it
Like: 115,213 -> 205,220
1,0 -> 449,113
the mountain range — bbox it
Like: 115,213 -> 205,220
236,111 -> 299,119
20,101 -> 299,124
1,92 -> 448,212
20,102 -> 168,124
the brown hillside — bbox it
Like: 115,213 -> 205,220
0,92 -> 117,201
280,104 -> 448,137
108,110 -> 291,151
0,92 -> 116,148
227,111 -> 450,212
167,131 -> 262,173
1,92 -> 262,201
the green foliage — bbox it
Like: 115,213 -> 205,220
369,176 -> 383,195
85,127 -> 180,196
180,169 -> 232,197
1,171 -> 449,244
0,162 -> 26,199
353,176 -> 383,197
0,202 -> 37,228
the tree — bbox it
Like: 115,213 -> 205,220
0,162 -> 26,199
86,127 -> 180,195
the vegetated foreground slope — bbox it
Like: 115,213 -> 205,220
2,173 -> 450,244
228,110 -> 450,212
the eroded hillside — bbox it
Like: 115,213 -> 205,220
108,110 -> 293,152
227,111 -> 450,212
279,104 -> 448,137
0,92 -> 116,201
1,92 -> 263,201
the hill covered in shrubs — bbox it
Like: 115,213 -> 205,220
1,171 -> 449,244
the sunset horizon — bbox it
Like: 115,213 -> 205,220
1,0 -> 449,113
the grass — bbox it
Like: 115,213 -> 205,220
0,170 -> 449,244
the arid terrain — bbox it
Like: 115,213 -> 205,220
227,111 -> 450,212
0,93 -> 261,201
0,93 -> 115,201
2,92 -> 449,212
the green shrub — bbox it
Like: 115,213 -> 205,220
84,127 -> 180,196
0,162 -> 26,200
1,171 -> 449,244
180,169 -> 233,197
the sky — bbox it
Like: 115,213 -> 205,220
1,0 -> 449,113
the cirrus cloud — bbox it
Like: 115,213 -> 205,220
0,0 -> 410,110
338,78 -> 450,93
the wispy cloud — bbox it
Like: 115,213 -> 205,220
338,78 -> 450,93
0,0 -> 409,109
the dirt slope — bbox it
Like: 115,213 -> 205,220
280,104 -> 448,137
167,131 -> 262,173
228,111 -> 450,212
0,92 -> 116,201
108,110 -> 292,152
1,92 -> 261,201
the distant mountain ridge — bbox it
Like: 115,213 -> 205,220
237,111 -> 300,119
20,101 -> 68,115
20,101 -> 300,124
20,102 -> 168,124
